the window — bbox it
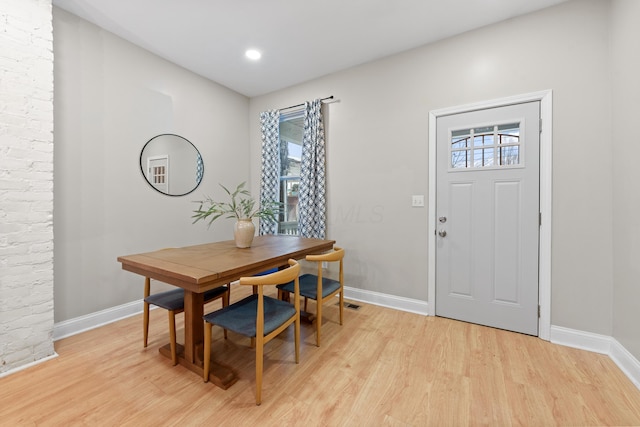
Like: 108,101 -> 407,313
152,165 -> 166,184
451,122 -> 521,169
261,99 -> 326,239
278,111 -> 304,235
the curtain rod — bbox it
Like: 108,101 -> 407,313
279,95 -> 334,112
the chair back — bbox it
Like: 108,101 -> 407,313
239,259 -> 301,288
306,246 -> 344,263
239,259 -> 301,340
307,246 -> 344,283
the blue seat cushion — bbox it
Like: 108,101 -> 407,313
203,294 -> 296,338
276,274 -> 341,300
145,286 -> 228,311
254,268 -> 279,276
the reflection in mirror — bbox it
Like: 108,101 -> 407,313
139,134 -> 204,196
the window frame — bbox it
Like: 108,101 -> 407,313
448,120 -> 525,172
277,109 -> 305,235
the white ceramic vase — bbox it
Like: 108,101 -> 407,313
234,218 -> 255,248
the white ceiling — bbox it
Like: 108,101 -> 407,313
52,0 -> 568,98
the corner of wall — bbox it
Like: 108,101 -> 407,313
0,0 -> 56,374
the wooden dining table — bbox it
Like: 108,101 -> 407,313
117,235 -> 335,389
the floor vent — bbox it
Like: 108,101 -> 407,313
339,302 -> 361,310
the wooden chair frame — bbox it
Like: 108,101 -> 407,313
204,259 -> 300,405
278,247 -> 344,347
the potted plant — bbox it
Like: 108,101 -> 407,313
192,182 -> 280,248
288,183 -> 299,197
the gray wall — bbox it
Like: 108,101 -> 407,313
611,0 -> 640,359
48,0 -> 640,367
250,0 -> 619,337
53,8 -> 250,322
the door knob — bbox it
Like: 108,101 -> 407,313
438,230 -> 447,237
439,216 -> 447,223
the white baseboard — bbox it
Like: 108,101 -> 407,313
551,325 -> 640,390
52,299 -> 143,341
549,325 -> 612,354
343,286 -> 430,315
610,338 -> 640,390
0,353 -> 59,379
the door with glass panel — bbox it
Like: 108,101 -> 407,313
147,155 -> 169,194
435,102 -> 540,335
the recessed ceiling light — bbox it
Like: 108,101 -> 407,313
245,49 -> 261,60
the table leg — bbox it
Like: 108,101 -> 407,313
156,289 -> 237,389
183,290 -> 204,364
278,290 -> 315,324
158,343 -> 237,389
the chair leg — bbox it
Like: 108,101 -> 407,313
304,297 -> 308,312
168,310 -> 177,366
278,289 -> 290,303
294,309 -> 300,364
224,284 -> 231,307
143,277 -> 151,348
255,335 -> 264,405
315,300 -> 322,347
339,291 -> 344,325
143,301 -> 150,348
203,322 -> 212,382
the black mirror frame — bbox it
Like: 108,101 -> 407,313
139,133 -> 204,197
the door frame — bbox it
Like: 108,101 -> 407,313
428,90 -> 553,340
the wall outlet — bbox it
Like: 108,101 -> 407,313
412,195 -> 425,207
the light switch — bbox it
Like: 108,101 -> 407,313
412,195 -> 425,207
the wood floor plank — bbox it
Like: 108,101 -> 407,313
1,285 -> 640,426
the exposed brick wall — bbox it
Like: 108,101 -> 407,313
0,0 -> 55,373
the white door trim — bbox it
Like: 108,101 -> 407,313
428,90 -> 553,340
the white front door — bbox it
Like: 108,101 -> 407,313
147,155 -> 169,194
435,102 -> 540,335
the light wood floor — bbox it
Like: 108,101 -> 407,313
2,285 -> 640,426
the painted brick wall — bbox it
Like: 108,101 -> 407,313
0,0 -> 55,374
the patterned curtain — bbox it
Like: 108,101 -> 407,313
195,152 -> 204,185
298,99 -> 326,239
259,110 -> 280,235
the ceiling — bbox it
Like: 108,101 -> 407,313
52,0 -> 569,98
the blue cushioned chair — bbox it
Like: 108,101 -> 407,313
277,246 -> 344,347
203,259 -> 300,406
143,277 -> 229,366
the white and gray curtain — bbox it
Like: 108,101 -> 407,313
259,99 -> 326,238
298,99 -> 326,239
259,109 -> 280,235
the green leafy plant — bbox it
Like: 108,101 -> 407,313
192,182 -> 280,227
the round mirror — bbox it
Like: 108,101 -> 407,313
139,134 -> 204,196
